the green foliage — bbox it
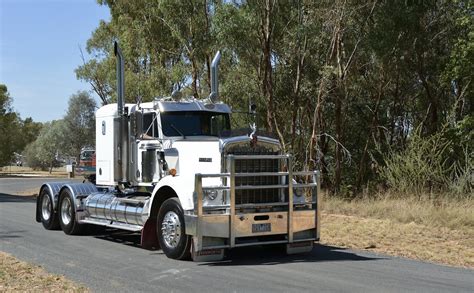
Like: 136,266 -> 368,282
63,91 -> 96,161
24,120 -> 66,172
23,92 -> 96,171
77,0 -> 473,196
381,128 -> 452,196
0,85 -> 21,166
0,84 -> 42,166
381,121 -> 473,198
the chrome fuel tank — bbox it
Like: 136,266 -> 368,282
84,192 -> 149,226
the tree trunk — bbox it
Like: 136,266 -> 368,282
355,88 -> 383,191
334,86 -> 343,193
262,0 -> 274,133
191,57 -> 199,99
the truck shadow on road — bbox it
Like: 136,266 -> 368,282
203,244 -> 382,266
0,193 -> 36,202
91,229 -> 382,265
93,229 -> 143,248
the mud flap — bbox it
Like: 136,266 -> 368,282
286,241 -> 314,255
191,240 -> 224,262
35,196 -> 41,222
141,218 -> 160,250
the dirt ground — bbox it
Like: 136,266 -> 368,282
321,212 -> 473,268
0,166 -> 68,177
0,252 -> 88,292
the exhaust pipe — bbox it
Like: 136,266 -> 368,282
209,51 -> 221,103
114,41 -> 125,116
114,41 -> 128,184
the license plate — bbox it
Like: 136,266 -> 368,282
252,223 -> 271,233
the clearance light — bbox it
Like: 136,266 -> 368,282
169,168 -> 177,176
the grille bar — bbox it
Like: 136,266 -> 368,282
226,149 -> 281,205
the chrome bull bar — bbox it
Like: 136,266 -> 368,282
187,154 -> 320,252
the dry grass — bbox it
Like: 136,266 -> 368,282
0,251 -> 88,292
15,188 -> 40,197
0,166 -> 68,177
322,194 -> 473,231
321,194 -> 474,268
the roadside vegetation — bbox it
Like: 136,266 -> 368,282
0,252 -> 87,292
1,86 -> 96,173
0,166 -> 68,178
321,195 -> 473,268
321,123 -> 473,268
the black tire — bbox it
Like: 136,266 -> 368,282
58,189 -> 85,235
157,198 -> 191,260
39,189 -> 60,230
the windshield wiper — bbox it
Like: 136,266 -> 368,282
170,124 -> 186,139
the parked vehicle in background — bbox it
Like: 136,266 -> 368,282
75,148 -> 95,178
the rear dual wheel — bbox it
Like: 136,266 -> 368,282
39,189 -> 59,230
58,189 -> 85,235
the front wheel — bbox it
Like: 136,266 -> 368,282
58,189 -> 85,235
157,198 -> 191,260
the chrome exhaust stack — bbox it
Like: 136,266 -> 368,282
114,41 -> 129,184
114,41 -> 125,116
209,51 -> 221,103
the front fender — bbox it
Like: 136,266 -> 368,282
149,175 -> 194,212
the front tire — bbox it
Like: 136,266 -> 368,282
39,189 -> 59,230
58,189 -> 85,235
157,198 -> 191,260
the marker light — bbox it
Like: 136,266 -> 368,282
169,168 -> 177,176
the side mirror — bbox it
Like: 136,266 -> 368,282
131,111 -> 143,138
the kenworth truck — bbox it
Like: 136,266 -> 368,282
36,42 -> 320,261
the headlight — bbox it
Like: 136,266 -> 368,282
293,190 -> 307,204
293,179 -> 303,197
203,189 -> 218,200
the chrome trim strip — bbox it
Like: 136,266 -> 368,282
235,184 -> 289,190
234,171 -> 289,177
293,171 -> 319,176
220,136 -> 281,153
195,173 -> 203,251
316,171 -> 321,240
293,183 -> 319,188
200,173 -> 230,178
228,155 -> 236,248
81,218 -> 142,232
202,186 -> 230,191
288,155 -> 294,243
226,154 -> 288,160
198,238 -> 317,250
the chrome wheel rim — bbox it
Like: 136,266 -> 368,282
41,194 -> 51,221
161,211 -> 181,249
61,196 -> 72,226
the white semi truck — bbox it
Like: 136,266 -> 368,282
36,42 -> 320,261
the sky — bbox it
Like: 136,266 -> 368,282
0,0 -> 110,122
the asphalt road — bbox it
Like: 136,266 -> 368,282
1,177 -> 473,292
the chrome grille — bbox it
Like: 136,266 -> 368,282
227,148 -> 280,205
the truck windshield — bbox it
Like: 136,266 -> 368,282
161,111 -> 230,137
